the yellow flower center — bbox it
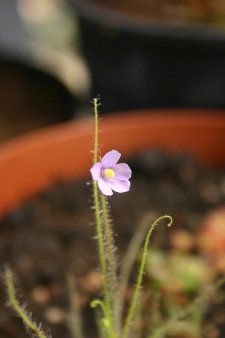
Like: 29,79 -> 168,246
104,168 -> 115,178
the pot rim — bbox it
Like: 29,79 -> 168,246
71,0 -> 225,46
0,109 -> 224,217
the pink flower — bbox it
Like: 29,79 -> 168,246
90,150 -> 132,196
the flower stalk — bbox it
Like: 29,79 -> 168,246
100,193 -> 120,331
92,98 -> 117,338
121,215 -> 173,338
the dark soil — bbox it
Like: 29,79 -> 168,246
0,150 -> 225,338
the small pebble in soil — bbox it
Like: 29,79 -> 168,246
79,270 -> 103,293
170,230 -> 194,251
199,182 -> 222,204
44,306 -> 66,325
31,286 -> 51,305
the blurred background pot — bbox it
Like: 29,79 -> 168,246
0,109 -> 224,217
0,55 -> 76,142
0,0 -> 90,141
69,0 -> 225,112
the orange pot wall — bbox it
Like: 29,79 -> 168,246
0,111 -> 224,217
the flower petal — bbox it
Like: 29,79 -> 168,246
98,177 -> 113,196
114,163 -> 132,180
102,150 -> 121,167
90,162 -> 102,180
109,179 -> 130,193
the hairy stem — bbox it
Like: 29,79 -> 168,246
118,214 -> 152,330
93,97 -> 100,164
5,267 -> 49,338
92,98 -> 115,337
100,193 -> 119,331
121,215 -> 173,338
93,182 -> 111,312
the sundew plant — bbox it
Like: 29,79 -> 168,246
7,98 -> 225,338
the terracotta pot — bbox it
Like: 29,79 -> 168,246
0,110 -> 224,217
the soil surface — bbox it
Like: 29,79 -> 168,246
0,150 -> 225,338
91,0 -> 225,27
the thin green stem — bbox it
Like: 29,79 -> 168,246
100,193 -> 119,330
92,98 -> 108,301
93,182 -> 111,310
93,97 -> 100,164
92,98 -> 116,338
5,267 -> 48,338
118,214 -> 151,330
121,215 -> 173,338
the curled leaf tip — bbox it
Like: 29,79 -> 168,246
165,215 -> 173,227
90,300 -> 99,308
